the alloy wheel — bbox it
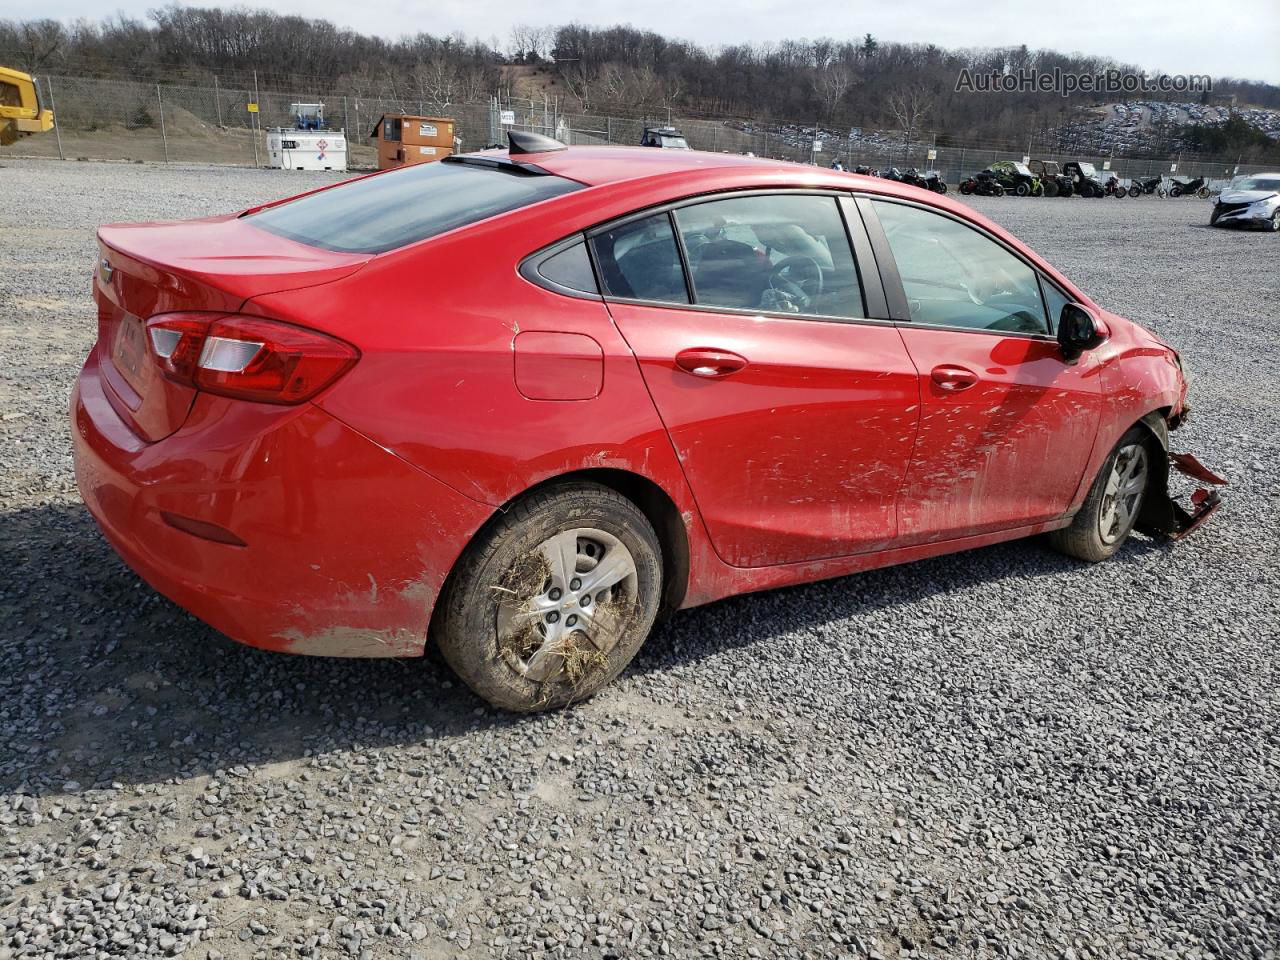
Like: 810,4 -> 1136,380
1098,444 -> 1149,544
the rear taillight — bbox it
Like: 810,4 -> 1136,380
145,313 -> 358,405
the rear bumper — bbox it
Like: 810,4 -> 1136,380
72,348 -> 492,657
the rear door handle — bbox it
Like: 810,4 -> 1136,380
675,347 -> 748,379
930,364 -> 979,392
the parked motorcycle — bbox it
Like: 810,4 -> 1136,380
1128,175 -> 1164,197
923,171 -> 948,194
1103,175 -> 1127,199
1169,176 -> 1210,199
958,173 -> 1005,197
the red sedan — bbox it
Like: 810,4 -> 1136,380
72,132 -> 1222,711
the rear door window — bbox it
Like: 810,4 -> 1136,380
674,195 -> 864,318
248,161 -> 582,254
590,213 -> 689,304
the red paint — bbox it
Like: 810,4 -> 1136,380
72,147 -> 1198,659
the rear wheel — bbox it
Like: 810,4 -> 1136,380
1044,181 -> 1059,197
1271,210 -> 1280,232
436,483 -> 662,711
1128,184 -> 1141,197
1016,182 -> 1030,197
1048,427 -> 1153,563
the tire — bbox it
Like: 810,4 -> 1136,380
1128,185 -> 1140,197
992,184 -> 1005,197
1016,182 -> 1030,197
1157,187 -> 1168,198
1271,210 -> 1280,232
1047,427 -> 1154,563
435,482 -> 663,712
1044,181 -> 1059,198
1196,187 -> 1210,199
1113,188 -> 1125,199
1170,186 -> 1182,197
1060,184 -> 1073,198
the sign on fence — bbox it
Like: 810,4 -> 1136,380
246,103 -> 259,113
500,110 -> 515,125
926,149 -> 937,161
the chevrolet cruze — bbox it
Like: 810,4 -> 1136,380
72,132 -> 1221,711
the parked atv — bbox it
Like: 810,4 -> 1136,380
1128,174 -> 1165,197
1029,160 -> 1073,198
985,160 -> 1044,197
1063,161 -> 1107,198
959,172 -> 1005,196
1169,176 -> 1210,198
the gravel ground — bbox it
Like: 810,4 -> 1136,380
1,157 -> 1278,960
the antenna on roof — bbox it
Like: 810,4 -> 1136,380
508,130 -> 567,155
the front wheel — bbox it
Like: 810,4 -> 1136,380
1271,210 -> 1280,232
435,483 -> 663,711
1016,182 -> 1030,197
959,181 -> 974,195
1113,188 -> 1125,199
1047,427 -> 1152,563
1156,187 -> 1168,198
991,184 -> 1005,196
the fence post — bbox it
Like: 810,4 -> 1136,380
213,75 -> 223,127
44,76 -> 65,160
606,117 -> 611,144
156,84 -> 170,162
252,70 -> 261,168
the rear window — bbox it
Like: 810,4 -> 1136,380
248,160 -> 583,254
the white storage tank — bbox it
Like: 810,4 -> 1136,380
265,103 -> 348,171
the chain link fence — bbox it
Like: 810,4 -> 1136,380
7,73 -> 1270,188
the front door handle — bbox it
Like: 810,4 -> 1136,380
675,347 -> 748,379
930,364 -> 979,392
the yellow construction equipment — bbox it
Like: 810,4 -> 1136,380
1,66 -> 54,146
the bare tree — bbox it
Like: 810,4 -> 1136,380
812,63 -> 854,124
413,55 -> 459,114
887,84 -> 934,159
560,62 -> 596,114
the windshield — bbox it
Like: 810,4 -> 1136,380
661,136 -> 690,148
249,160 -> 582,254
1077,163 -> 1097,177
1012,163 -> 1033,176
1233,176 -> 1280,193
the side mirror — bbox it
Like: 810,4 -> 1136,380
1058,303 -> 1106,363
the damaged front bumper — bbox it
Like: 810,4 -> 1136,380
1139,451 -> 1227,540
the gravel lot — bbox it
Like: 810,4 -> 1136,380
1,157 -> 1277,960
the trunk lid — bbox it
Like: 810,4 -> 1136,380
94,214 -> 370,442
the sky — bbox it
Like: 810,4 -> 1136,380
5,0 -> 1279,86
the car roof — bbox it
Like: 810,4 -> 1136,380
482,145 -> 809,188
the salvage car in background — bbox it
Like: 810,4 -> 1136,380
1210,173 -> 1280,230
72,133 -> 1224,712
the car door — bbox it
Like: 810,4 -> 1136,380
863,196 -> 1101,543
592,193 -> 920,568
